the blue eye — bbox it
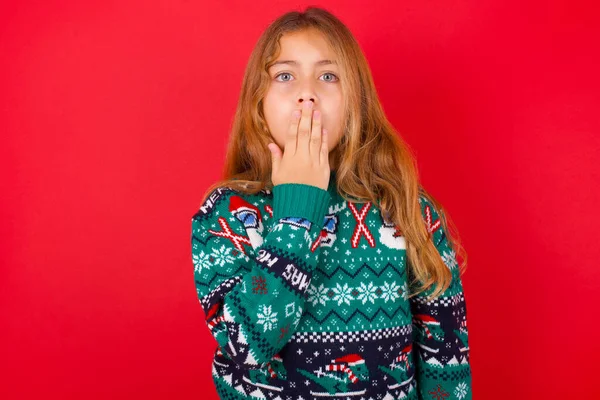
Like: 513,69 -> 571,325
320,73 -> 339,82
274,72 -> 293,82
274,72 -> 339,82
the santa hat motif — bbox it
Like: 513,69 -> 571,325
229,196 -> 262,220
413,314 -> 440,325
413,314 -> 441,340
228,195 -> 264,249
325,353 -> 365,384
334,353 -> 365,366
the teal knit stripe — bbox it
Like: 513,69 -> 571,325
272,183 -> 331,223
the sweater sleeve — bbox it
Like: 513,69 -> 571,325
191,183 -> 331,369
409,196 -> 472,400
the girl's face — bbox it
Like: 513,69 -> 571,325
263,28 -> 345,166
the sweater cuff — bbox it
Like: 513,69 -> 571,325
272,183 -> 331,225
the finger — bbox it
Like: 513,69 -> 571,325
296,100 -> 313,154
310,109 -> 322,158
284,109 -> 302,154
320,128 -> 329,165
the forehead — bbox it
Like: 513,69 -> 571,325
274,29 -> 336,61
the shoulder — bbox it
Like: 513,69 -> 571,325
418,194 -> 440,218
191,185 -> 270,225
192,186 -> 238,222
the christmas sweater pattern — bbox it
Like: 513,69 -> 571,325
191,171 -> 472,400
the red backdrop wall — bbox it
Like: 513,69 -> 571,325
1,1 -> 598,399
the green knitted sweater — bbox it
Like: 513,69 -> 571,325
191,170 -> 472,399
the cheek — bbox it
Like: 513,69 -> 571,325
321,89 -> 344,119
263,92 -> 291,146
263,92 -> 281,126
322,101 -> 344,131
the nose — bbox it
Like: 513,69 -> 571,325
298,98 -> 315,106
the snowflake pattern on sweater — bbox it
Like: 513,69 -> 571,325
191,171 -> 472,400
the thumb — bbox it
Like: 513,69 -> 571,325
267,143 -> 281,172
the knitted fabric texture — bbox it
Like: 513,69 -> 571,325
191,170 -> 472,399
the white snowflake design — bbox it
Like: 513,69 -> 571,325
293,306 -> 303,327
380,281 -> 400,303
442,249 -> 458,270
307,283 -> 329,307
454,381 -> 469,399
256,304 -> 278,332
400,281 -> 409,300
332,282 -> 353,306
210,244 -> 237,267
192,250 -> 212,274
356,281 -> 378,305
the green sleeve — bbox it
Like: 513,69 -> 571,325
410,196 -> 473,399
191,183 -> 330,369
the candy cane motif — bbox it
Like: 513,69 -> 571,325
413,314 -> 441,340
325,363 -> 358,383
325,354 -> 366,383
394,344 -> 413,369
266,354 -> 283,378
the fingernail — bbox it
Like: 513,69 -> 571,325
293,110 -> 301,118
313,110 -> 320,118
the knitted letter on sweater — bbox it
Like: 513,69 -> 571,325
191,171 -> 472,400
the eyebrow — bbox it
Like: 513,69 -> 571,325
269,59 -> 337,68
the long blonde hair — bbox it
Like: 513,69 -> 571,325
199,6 -> 468,300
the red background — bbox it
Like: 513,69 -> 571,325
1,1 -> 598,399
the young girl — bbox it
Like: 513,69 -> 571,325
191,6 -> 472,400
